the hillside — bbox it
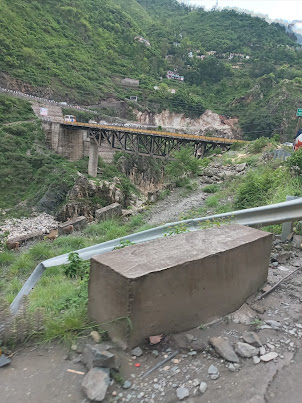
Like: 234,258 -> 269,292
0,0 -> 301,140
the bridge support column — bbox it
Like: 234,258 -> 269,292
88,139 -> 99,177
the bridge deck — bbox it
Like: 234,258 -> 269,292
62,121 -> 246,145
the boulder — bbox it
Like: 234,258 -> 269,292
82,368 -> 110,401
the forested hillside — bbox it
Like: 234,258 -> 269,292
0,0 -> 302,140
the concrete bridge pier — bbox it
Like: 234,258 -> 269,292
88,138 -> 99,177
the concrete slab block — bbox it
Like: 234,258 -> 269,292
95,203 -> 122,221
58,216 -> 87,235
88,224 -> 272,348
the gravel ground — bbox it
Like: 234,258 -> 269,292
146,182 -> 208,226
0,213 -> 58,241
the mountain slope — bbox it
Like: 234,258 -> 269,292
0,0 -> 301,140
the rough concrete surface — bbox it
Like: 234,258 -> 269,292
88,224 -> 272,347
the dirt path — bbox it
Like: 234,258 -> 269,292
146,181 -> 208,226
1,344 -> 88,403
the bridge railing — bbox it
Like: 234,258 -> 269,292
63,121 -> 247,145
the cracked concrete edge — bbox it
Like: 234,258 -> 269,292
253,352 -> 294,403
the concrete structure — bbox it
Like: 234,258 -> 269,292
43,122 -> 89,161
88,224 -> 272,348
95,203 -> 122,222
88,139 -> 99,177
58,216 -> 87,235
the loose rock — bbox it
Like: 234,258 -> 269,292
208,364 -> 220,380
242,332 -> 262,347
235,342 -> 258,358
265,320 -> 282,330
82,368 -> 110,402
176,387 -> 190,400
210,337 -> 239,363
199,382 -> 208,394
131,347 -> 143,357
81,344 -> 117,369
260,352 -> 279,362
123,381 -> 132,390
90,331 -> 101,343
253,356 -> 261,364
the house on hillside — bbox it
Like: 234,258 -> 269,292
166,71 -> 184,81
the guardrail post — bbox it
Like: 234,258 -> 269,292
281,196 -> 299,241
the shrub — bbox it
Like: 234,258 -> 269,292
203,184 -> 219,193
287,148 -> 302,174
248,137 -> 273,154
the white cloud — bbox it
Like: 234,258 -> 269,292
181,0 -> 302,22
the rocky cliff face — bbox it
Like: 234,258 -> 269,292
55,173 -> 140,221
134,109 -> 241,139
116,155 -> 165,194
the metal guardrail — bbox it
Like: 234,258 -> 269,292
10,197 -> 302,314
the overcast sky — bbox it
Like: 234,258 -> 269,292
180,0 -> 302,24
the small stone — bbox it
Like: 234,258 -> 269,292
265,320 -> 282,330
163,366 -> 170,371
259,346 -> 266,355
176,387 -> 190,400
192,379 -> 200,387
242,332 -> 262,347
123,381 -> 132,390
90,331 -> 101,343
228,363 -> 236,372
71,344 -> 78,351
210,337 -> 239,363
82,368 -> 110,402
199,382 -> 208,394
131,347 -> 143,357
185,334 -> 195,343
267,343 -> 275,350
260,352 -> 279,362
152,350 -> 159,358
253,356 -> 261,364
208,364 -> 220,380
138,392 -> 145,399
188,351 -> 197,356
235,342 -> 258,358
276,252 -> 291,264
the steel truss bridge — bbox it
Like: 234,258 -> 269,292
62,121 -> 246,159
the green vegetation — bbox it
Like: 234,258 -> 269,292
0,1 -> 301,139
0,111 -> 81,214
0,214 -> 152,345
166,145 -> 204,185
